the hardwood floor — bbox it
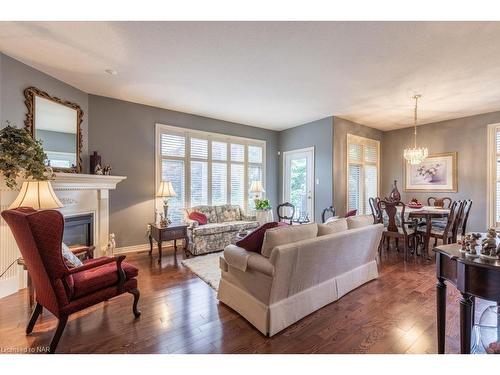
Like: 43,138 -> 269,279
0,247 -> 492,354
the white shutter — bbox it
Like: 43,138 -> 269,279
496,129 -> 500,223
212,141 -> 227,161
212,162 -> 227,205
347,134 -> 380,215
248,145 -> 263,163
161,159 -> 185,223
231,164 -> 245,206
191,138 -> 208,159
348,163 -> 361,212
190,161 -> 208,205
231,144 -> 245,162
161,133 -> 185,157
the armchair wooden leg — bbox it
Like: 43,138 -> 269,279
26,303 -> 43,334
129,288 -> 141,318
49,316 -> 68,354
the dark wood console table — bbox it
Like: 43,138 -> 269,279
148,223 -> 189,264
434,241 -> 500,354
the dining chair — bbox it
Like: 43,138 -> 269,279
377,200 -> 420,261
427,197 -> 453,208
460,199 -> 473,237
420,201 -> 460,247
368,197 -> 382,224
321,206 -> 336,223
277,202 -> 295,225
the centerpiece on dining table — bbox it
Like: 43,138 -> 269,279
408,198 -> 423,209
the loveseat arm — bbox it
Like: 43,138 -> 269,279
224,245 -> 274,276
185,218 -> 199,229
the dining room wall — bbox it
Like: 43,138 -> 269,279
382,111 -> 500,232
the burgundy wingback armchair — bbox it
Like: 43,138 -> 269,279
1,207 -> 141,353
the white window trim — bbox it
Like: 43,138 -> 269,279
345,134 -> 380,215
155,123 -> 266,216
487,123 -> 500,227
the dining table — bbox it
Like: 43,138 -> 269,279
396,205 -> 450,258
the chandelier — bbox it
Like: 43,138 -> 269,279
403,94 -> 428,165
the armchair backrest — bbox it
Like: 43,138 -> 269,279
1,208 -> 69,315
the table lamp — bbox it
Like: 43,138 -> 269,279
9,180 -> 63,210
250,180 -> 265,200
156,181 -> 176,225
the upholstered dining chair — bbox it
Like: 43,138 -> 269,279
420,200 -> 461,248
427,197 -> 453,208
377,200 -> 420,261
1,207 -> 141,353
277,202 -> 295,225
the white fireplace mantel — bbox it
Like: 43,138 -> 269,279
0,173 -> 126,299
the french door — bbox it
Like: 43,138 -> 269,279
283,147 -> 315,222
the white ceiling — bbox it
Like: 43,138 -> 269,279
2,21 -> 500,131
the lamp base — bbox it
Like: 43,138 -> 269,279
161,204 -> 172,227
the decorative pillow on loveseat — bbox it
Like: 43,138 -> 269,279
317,218 -> 348,236
188,211 -> 208,225
261,223 -> 318,258
236,222 -> 286,253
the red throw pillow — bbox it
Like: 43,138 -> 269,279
344,209 -> 357,218
236,222 -> 280,253
188,211 -> 207,225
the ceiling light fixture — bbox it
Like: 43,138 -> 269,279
105,69 -> 118,76
403,94 -> 428,165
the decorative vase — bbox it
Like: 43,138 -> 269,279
479,305 -> 500,353
389,180 -> 401,202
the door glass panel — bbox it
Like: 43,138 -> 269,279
289,157 -> 308,221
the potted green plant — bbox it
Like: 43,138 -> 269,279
0,122 -> 49,189
254,198 -> 272,225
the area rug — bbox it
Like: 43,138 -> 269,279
181,252 -> 222,291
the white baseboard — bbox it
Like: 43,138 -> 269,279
0,276 -> 21,299
114,243 -> 150,255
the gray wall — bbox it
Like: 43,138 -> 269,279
88,95 -> 279,247
333,117 -> 384,216
382,111 -> 500,232
277,117 -> 334,223
0,53 -> 89,171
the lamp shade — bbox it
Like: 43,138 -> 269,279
249,180 -> 265,193
9,180 -> 63,210
156,181 -> 177,198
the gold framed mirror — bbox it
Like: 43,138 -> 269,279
24,86 -> 83,173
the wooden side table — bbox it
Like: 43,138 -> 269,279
434,239 -> 500,354
148,223 -> 189,264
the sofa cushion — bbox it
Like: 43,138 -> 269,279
318,218 -> 348,236
193,223 -> 231,236
236,222 -> 279,253
261,223 -> 318,258
224,220 -> 260,232
215,204 -> 242,222
71,259 -> 138,299
188,211 -> 207,225
186,206 -> 218,223
347,214 -> 374,229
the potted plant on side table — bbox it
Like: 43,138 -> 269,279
254,198 -> 273,225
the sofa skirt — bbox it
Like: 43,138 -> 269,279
217,260 -> 379,336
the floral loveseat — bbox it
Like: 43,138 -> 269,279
184,204 -> 259,256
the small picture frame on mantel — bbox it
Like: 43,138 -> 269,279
404,152 -> 458,192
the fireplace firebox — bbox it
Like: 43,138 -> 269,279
63,213 -> 94,247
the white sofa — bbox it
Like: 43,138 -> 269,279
217,215 -> 383,336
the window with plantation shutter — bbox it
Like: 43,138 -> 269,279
346,134 -> 380,215
488,125 -> 500,227
156,124 -> 265,221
